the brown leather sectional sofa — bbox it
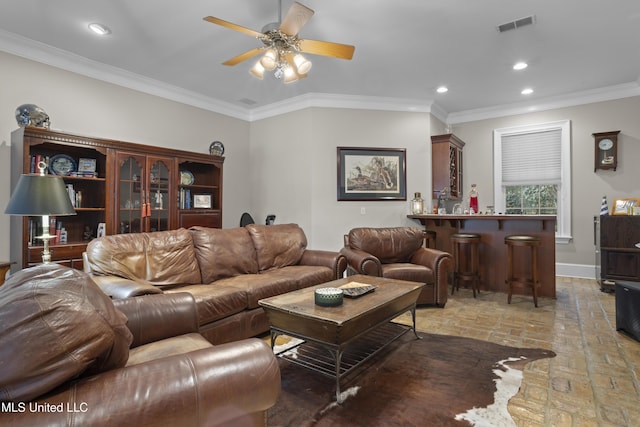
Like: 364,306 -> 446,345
0,264 -> 280,426
84,223 -> 347,344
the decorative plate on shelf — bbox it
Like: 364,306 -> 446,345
48,154 -> 77,176
180,170 -> 194,185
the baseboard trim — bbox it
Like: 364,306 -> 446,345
556,263 -> 596,280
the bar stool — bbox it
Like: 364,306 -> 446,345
423,230 -> 437,249
451,233 -> 481,298
505,235 -> 541,307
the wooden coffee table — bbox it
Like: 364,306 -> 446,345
258,275 -> 424,402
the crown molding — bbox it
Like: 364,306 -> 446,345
447,82 -> 640,124
0,29 -> 251,121
2,28 -> 639,125
247,93 -> 436,121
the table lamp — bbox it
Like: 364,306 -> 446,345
5,162 -> 76,263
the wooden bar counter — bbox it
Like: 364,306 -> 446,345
408,214 -> 556,298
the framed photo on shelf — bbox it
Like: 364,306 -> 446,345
612,198 -> 640,215
193,194 -> 212,209
77,158 -> 97,173
337,147 -> 406,201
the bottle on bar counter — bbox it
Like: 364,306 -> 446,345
469,184 -> 479,214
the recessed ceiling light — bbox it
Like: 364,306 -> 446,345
88,23 -> 111,36
436,86 -> 448,94
513,62 -> 528,71
521,88 -> 534,95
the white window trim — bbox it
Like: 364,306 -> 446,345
493,120 -> 572,244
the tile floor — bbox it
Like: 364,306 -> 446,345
394,277 -> 640,426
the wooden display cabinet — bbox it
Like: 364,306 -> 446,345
10,127 -> 224,272
115,152 -> 174,234
177,157 -> 223,229
10,127 -> 109,270
431,133 -> 465,200
600,215 -> 640,283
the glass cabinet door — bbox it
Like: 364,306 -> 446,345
117,153 -> 145,234
147,157 -> 172,232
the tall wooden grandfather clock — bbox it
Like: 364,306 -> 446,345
593,131 -> 620,172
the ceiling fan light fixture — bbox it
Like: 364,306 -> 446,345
260,49 -> 278,70
249,61 -> 265,79
293,53 -> 312,74
283,65 -> 299,83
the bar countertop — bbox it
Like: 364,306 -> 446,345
408,213 -> 556,225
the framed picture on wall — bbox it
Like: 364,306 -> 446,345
337,147 -> 406,201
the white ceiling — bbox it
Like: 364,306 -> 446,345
1,0 -> 640,122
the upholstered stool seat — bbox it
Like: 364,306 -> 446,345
451,233 -> 481,298
505,235 -> 541,307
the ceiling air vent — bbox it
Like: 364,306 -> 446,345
238,98 -> 257,105
497,15 -> 536,33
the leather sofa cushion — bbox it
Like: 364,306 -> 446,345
382,263 -> 433,283
348,227 -> 424,263
166,284 -> 248,325
126,332 -> 212,367
86,228 -> 202,288
0,264 -> 132,402
246,223 -> 307,272
272,265 -> 335,289
214,272 -> 299,309
190,226 -> 259,283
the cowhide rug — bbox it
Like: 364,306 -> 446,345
268,332 -> 555,426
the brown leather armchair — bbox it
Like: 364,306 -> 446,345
0,264 -> 280,426
341,227 -> 452,306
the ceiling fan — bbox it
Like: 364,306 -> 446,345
203,1 -> 355,83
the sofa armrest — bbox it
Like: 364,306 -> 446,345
90,275 -> 163,299
299,249 -> 347,279
4,339 -> 280,427
113,293 -> 199,348
340,247 -> 382,277
411,248 -> 453,306
410,247 -> 450,273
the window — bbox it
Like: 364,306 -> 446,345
493,120 -> 571,243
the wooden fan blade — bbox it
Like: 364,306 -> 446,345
203,16 -> 263,38
298,39 -> 355,60
223,47 -> 264,66
279,2 -> 314,36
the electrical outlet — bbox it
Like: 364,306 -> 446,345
360,207 -> 366,215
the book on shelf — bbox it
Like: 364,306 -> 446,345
179,188 -> 192,209
30,154 -> 50,173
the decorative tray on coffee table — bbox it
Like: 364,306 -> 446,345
339,282 -> 376,298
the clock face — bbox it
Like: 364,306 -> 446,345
598,138 -> 614,151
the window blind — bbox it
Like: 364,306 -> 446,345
501,129 -> 561,184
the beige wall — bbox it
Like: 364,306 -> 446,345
250,108 -> 433,251
0,52 -> 251,262
451,97 -> 640,272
